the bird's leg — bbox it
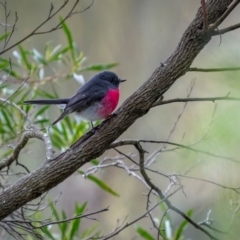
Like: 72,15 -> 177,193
89,121 -> 96,134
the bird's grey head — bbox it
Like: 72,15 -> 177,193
98,71 -> 126,88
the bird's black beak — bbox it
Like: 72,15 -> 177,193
119,79 -> 127,83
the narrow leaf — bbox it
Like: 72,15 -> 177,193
0,32 -> 10,42
42,226 -> 56,240
135,226 -> 155,240
60,17 -> 75,61
18,45 -> 32,70
1,108 -> 15,134
78,170 -> 120,197
81,63 -> 118,72
68,202 -> 87,239
60,210 -> 68,238
49,201 -> 60,221
175,209 -> 193,240
81,223 -> 98,238
34,105 -> 50,118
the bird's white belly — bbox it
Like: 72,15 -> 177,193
75,103 -> 103,121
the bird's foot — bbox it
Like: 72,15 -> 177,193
107,112 -> 117,119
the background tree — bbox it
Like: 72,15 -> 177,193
0,0 -> 240,239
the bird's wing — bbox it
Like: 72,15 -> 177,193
52,87 -> 106,125
65,89 -> 106,113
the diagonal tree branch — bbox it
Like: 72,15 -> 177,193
0,0 -> 237,222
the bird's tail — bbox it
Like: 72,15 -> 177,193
23,98 -> 70,105
23,98 -> 71,125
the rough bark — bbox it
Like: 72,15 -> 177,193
0,0 -> 234,220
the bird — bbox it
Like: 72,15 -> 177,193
23,71 -> 126,128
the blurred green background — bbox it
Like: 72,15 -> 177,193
1,0 -> 240,239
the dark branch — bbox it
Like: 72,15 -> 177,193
134,142 -> 219,240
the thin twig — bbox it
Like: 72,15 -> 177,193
208,0 -> 240,31
176,175 -> 240,194
3,207 -> 109,229
189,67 -> 240,72
0,97 -> 33,125
135,142 -> 219,240
201,0 -> 208,30
212,22 -> 240,35
0,76 -> 29,108
109,139 -> 240,164
3,12 -> 18,51
0,129 -> 54,171
152,96 -> 240,108
101,188 -> 181,240
0,0 -> 94,55
147,80 -> 195,166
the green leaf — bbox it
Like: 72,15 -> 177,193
1,66 -> 19,77
34,119 -> 49,125
18,45 -> 32,70
0,32 -> 10,42
175,209 -> 193,240
135,226 -> 155,240
81,223 -> 98,238
91,159 -> 100,165
49,201 -> 60,221
70,121 -> 86,142
34,105 -> 50,119
8,89 -> 24,102
160,202 -> 171,223
0,149 -> 13,159
78,170 -> 120,197
51,127 -> 66,149
60,210 -> 68,238
159,202 -> 172,238
68,202 -> 87,239
42,226 -> 56,240
81,63 -> 118,72
60,17 -> 75,62
1,108 -> 15,135
63,115 -> 73,135
60,121 -> 69,142
18,89 -> 32,104
49,46 -> 70,62
36,88 -> 58,99
32,48 -> 47,65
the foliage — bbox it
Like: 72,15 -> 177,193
0,20 -> 121,239
135,203 -> 192,240
0,20 -> 117,153
26,202 -> 101,240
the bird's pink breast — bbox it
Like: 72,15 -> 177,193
97,89 -> 120,118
